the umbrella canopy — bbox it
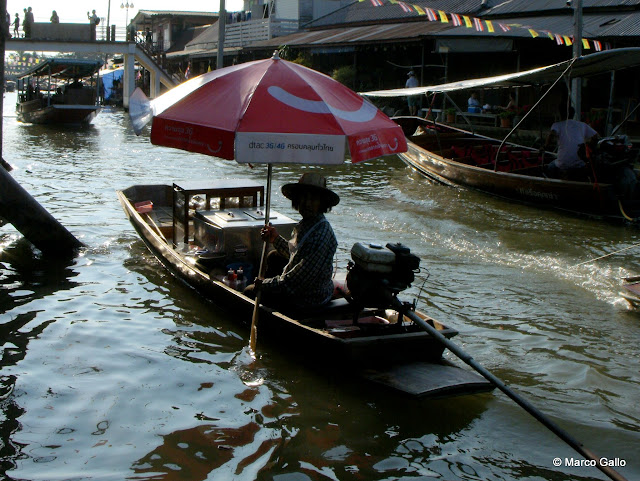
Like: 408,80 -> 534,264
130,53 -> 407,165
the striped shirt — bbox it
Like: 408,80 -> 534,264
261,214 -> 337,308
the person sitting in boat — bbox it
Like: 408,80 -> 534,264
468,92 -> 481,113
244,172 -> 339,311
544,106 -> 599,179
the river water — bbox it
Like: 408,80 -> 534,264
0,91 -> 638,481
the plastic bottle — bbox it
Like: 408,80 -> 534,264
228,271 -> 238,290
236,267 -> 246,291
223,268 -> 234,287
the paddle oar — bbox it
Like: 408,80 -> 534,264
389,296 -> 628,481
145,213 -> 168,243
249,164 -> 272,354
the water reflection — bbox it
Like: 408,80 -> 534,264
121,236 -> 496,480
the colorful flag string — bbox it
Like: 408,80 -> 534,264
357,0 -> 607,50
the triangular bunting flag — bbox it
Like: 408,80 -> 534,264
463,15 -> 472,28
425,8 -> 437,20
398,1 -> 413,13
563,35 -> 572,46
473,17 -> 484,32
452,13 -> 462,26
582,38 -> 590,49
414,4 -> 425,15
486,20 -> 494,33
438,10 -> 449,22
528,29 -> 539,38
594,40 -> 602,51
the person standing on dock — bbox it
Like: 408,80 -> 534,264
405,71 -> 420,116
12,13 -> 19,37
244,173 -> 339,310
88,10 -> 99,40
50,11 -> 59,23
23,7 -> 33,38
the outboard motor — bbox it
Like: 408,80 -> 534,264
346,242 -> 421,309
591,135 -> 639,199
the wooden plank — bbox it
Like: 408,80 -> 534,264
361,361 -> 494,398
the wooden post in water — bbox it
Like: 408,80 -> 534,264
0,0 -> 83,256
0,167 -> 84,255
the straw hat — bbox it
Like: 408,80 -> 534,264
281,172 -> 340,207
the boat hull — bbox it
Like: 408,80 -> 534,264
117,183 -> 494,397
16,101 -> 99,125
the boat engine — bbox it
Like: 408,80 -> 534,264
590,135 -> 639,199
346,242 -> 421,308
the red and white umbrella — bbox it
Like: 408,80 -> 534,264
130,52 -> 407,165
130,52 -> 407,351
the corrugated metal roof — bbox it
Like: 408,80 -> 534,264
185,23 -> 220,49
306,0 -> 640,30
484,0 -> 640,16
306,0 -> 496,29
465,12 -> 640,37
136,10 -> 219,18
248,11 -> 640,51
248,21 -> 451,49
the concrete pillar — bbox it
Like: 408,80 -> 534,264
149,70 -> 160,98
123,51 -> 136,109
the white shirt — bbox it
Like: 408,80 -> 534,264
405,76 -> 418,89
550,119 -> 598,169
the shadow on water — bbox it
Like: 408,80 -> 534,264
0,238 -> 80,311
0,239 -> 81,476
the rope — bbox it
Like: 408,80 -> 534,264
573,240 -> 640,267
618,199 -> 639,222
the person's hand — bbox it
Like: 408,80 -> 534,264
260,224 -> 278,243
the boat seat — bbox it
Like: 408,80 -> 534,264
284,297 -> 355,325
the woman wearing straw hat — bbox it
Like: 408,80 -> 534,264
244,172 -> 339,310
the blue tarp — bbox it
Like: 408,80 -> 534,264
100,68 -> 124,100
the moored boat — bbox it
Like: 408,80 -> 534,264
117,179 -> 494,398
621,276 -> 640,307
16,58 -> 102,125
394,116 -> 640,221
362,48 -> 640,222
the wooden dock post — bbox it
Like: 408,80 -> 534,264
0,166 -> 84,255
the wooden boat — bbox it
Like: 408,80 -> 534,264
621,276 -> 640,307
393,116 -> 640,221
362,48 -> 640,222
117,179 -> 494,398
16,58 -> 102,125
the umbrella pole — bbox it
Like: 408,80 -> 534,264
249,163 -> 272,354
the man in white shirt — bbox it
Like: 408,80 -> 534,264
405,71 -> 419,116
545,106 -> 598,178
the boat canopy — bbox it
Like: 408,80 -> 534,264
17,58 -> 103,81
361,47 -> 640,97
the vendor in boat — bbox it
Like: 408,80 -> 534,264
244,173 -> 339,310
544,106 -> 599,179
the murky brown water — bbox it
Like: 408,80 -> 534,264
1,91 -> 638,480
